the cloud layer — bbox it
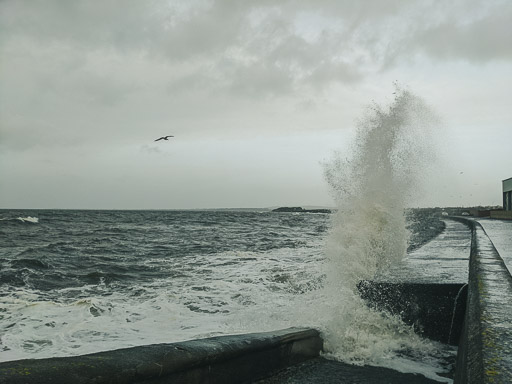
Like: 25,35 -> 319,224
2,0 -> 510,100
1,0 -> 511,208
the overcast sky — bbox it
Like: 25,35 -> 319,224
1,0 -> 511,209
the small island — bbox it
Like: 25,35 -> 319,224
272,207 -> 332,214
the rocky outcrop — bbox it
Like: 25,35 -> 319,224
272,207 -> 331,214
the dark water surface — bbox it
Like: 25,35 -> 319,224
0,208 -> 447,376
0,209 -> 441,292
1,210 -> 328,293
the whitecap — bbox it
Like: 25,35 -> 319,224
16,217 -> 39,223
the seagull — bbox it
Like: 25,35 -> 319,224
155,135 -> 174,142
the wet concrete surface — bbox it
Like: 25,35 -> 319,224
358,219 -> 471,344
256,357 -> 444,384
358,281 -> 467,344
476,218 -> 512,275
377,219 -> 471,284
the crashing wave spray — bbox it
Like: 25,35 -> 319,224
325,88 -> 435,286
319,87 -> 441,368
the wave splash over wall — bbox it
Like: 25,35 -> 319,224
317,88 -> 446,377
325,88 -> 436,286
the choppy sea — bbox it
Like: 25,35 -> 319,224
0,208 -> 453,381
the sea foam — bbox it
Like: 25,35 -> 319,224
17,216 -> 39,223
0,216 -> 39,223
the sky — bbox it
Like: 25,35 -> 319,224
1,0 -> 511,209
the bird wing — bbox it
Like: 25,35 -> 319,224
155,135 -> 173,141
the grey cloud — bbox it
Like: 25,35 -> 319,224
226,61 -> 295,98
0,0 -> 371,99
305,60 -> 363,88
411,8 -> 512,62
1,0 -> 511,107
165,71 -> 213,94
140,144 -> 162,155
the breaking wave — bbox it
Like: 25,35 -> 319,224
316,87 -> 446,379
0,216 -> 39,224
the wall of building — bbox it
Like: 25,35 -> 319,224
503,178 -> 512,211
490,210 -> 512,220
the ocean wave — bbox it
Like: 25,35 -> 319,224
0,216 -> 39,224
17,216 -> 39,223
0,205 -> 449,378
11,258 -> 50,270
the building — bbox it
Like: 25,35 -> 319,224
504,177 -> 512,211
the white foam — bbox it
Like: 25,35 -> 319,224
0,244 -> 325,362
16,216 -> 39,223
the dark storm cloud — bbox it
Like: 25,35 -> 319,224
0,0 -> 360,100
1,0 -> 510,101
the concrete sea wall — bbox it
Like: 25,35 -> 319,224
0,328 -> 322,384
357,217 -> 512,383
358,218 -> 471,346
358,281 -> 467,345
454,219 -> 512,383
490,210 -> 512,220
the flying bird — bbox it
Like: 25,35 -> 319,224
155,135 -> 174,142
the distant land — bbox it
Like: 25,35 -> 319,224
272,207 -> 332,214
270,205 -> 505,216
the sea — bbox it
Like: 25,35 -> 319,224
1,89 -> 455,382
0,208 -> 454,381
